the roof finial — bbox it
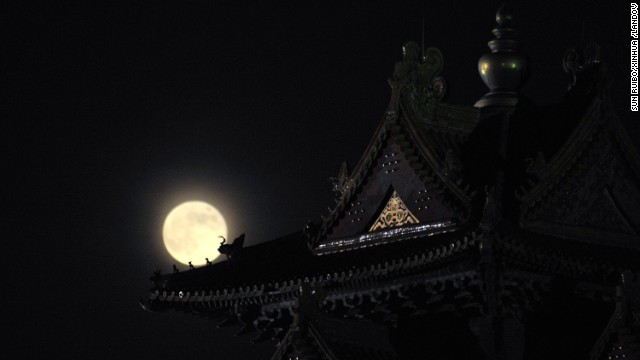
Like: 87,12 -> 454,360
475,3 -> 528,108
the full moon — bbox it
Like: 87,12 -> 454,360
163,201 -> 228,266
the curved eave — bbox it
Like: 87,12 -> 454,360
397,98 -> 473,207
499,225 -> 639,284
144,232 -> 482,312
518,94 -> 601,220
310,101 -> 398,247
139,299 -> 155,312
314,220 -> 458,255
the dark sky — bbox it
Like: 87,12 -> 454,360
5,0 -> 637,358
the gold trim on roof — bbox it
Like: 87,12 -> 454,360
369,190 -> 419,232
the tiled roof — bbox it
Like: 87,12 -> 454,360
144,230 -> 481,311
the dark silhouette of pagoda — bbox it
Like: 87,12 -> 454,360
141,6 -> 640,359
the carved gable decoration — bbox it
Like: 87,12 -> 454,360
308,43 -> 476,255
370,191 -> 419,231
312,136 -> 465,254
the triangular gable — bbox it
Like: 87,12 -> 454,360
312,106 -> 472,254
519,92 -> 640,248
325,137 -> 457,239
310,44 -> 477,255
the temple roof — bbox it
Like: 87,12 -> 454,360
143,39 -> 640,316
142,218 -> 640,317
140,6 -> 640,358
143,229 -> 481,312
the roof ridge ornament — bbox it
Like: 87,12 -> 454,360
475,3 -> 528,108
563,41 -> 602,91
329,161 -> 352,198
389,41 -> 446,117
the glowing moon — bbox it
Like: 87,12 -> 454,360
163,201 -> 228,266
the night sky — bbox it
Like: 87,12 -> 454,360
6,0 -> 637,358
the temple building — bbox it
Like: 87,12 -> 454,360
140,6 -> 640,359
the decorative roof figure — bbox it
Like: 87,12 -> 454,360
475,3 -> 528,108
217,234 -> 245,260
563,41 -> 603,93
389,41 -> 446,118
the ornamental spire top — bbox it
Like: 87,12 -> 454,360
475,3 -> 528,108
